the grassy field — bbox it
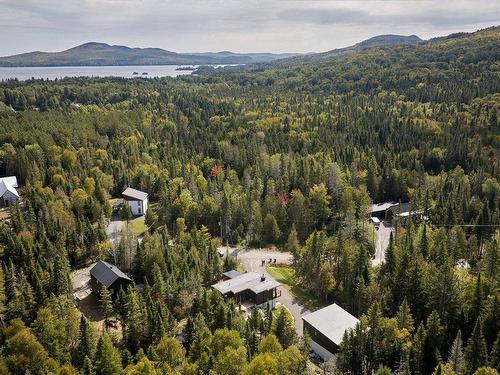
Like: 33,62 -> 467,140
128,218 -> 148,236
266,265 -> 324,311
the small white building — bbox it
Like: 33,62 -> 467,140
0,176 -> 19,206
122,187 -> 148,216
302,303 -> 360,361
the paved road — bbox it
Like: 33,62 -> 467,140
373,221 -> 393,266
222,246 -> 311,335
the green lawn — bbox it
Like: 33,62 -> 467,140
127,218 -> 148,236
266,265 -> 325,310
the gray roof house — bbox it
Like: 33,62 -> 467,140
371,201 -> 411,220
302,303 -> 360,360
89,261 -> 132,294
388,202 -> 412,217
122,187 -> 149,216
122,187 -> 148,201
0,176 -> 19,205
212,271 -> 281,308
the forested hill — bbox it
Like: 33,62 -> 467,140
203,26 -> 500,103
0,42 -> 296,67
273,33 -> 422,65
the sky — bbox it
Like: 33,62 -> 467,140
1,0 -> 499,56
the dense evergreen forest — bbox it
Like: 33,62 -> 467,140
0,26 -> 498,374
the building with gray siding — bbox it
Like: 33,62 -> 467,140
302,303 -> 360,360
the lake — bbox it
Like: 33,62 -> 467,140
0,65 -> 206,81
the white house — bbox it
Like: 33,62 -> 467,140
0,176 -> 19,206
122,187 -> 148,216
302,303 -> 360,361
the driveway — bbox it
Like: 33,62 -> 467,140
373,221 -> 393,266
106,213 -> 125,244
71,263 -> 94,299
222,246 -> 311,335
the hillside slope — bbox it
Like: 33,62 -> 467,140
274,34 -> 422,66
207,26 -> 500,104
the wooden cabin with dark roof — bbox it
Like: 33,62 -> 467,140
89,260 -> 132,295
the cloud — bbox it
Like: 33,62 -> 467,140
277,7 -> 368,25
0,0 -> 498,55
277,3 -> 500,28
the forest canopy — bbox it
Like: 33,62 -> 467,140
0,26 -> 498,375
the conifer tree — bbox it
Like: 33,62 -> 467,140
465,318 -> 488,374
411,324 -> 426,375
94,333 -> 122,375
448,330 -> 466,375
397,298 -> 415,333
124,288 -> 146,352
183,316 -> 195,352
99,287 -> 114,331
82,355 -> 95,375
0,264 -> 6,324
273,307 -> 296,348
52,249 -> 72,296
264,304 -> 273,334
133,243 -> 145,281
483,295 -> 500,351
385,232 -> 397,278
420,224 -> 429,258
189,325 -> 212,373
114,287 -> 127,334
489,332 -> 500,371
470,274 -> 483,331
75,315 -> 95,368
423,311 -> 443,375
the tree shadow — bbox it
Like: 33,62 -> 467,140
77,293 -> 104,322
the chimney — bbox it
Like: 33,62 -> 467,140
260,274 -> 266,282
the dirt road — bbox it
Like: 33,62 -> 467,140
373,221 -> 393,266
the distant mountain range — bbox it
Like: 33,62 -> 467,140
0,35 -> 423,67
0,42 -> 296,67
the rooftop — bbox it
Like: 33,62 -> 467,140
0,180 -> 19,198
122,187 -> 148,201
371,201 -> 411,214
212,272 -> 280,295
302,303 -> 360,346
371,201 -> 398,212
388,202 -> 411,215
223,270 -> 242,279
90,260 -> 132,288
0,176 -> 18,188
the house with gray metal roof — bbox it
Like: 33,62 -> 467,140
0,176 -> 19,206
122,187 -> 148,216
212,271 -> 281,308
89,260 -> 132,295
302,303 -> 360,360
371,201 -> 411,220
